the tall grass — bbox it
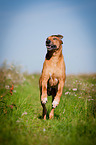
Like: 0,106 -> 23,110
0,63 -> 96,145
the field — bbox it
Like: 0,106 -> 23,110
0,64 -> 96,145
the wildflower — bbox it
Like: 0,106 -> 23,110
22,112 -> 27,116
1,96 -> 3,98
16,120 -> 20,123
16,118 -> 22,122
9,105 -> 13,109
73,88 -> 77,91
43,128 -> 46,132
13,90 -> 16,93
23,77 -> 26,81
88,99 -> 94,101
65,92 -> 70,95
63,109 -> 65,114
5,85 -> 9,89
88,96 -> 92,98
7,74 -> 12,79
78,97 -> 82,98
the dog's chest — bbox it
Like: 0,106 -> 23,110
48,73 -> 58,87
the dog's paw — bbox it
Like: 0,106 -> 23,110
52,100 -> 59,108
49,109 -> 54,119
41,97 -> 47,104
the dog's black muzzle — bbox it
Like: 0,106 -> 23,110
46,39 -> 51,45
46,39 -> 57,51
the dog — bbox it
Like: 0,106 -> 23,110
39,34 -> 66,120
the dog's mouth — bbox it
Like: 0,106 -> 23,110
46,40 -> 57,51
46,44 -> 57,50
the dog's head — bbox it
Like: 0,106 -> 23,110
46,35 -> 63,51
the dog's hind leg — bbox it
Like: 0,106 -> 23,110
49,88 -> 56,119
49,108 -> 54,119
52,80 -> 64,108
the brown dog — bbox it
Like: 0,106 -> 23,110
39,34 -> 66,120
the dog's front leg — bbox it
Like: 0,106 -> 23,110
52,80 -> 64,109
42,103 -> 47,120
41,78 -> 48,104
41,78 -> 48,120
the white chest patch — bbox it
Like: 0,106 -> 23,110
55,78 -> 58,82
49,72 -> 52,77
48,73 -> 58,86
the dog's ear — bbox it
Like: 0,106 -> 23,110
57,35 -> 63,44
51,34 -> 63,39
51,34 -> 63,44
57,35 -> 63,39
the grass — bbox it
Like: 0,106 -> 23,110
0,64 -> 96,145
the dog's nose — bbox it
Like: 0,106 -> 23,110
46,39 -> 51,44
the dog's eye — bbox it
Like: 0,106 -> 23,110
53,38 -> 57,40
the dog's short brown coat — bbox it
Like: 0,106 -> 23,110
39,35 -> 66,119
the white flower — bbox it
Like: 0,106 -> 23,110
65,92 -> 70,95
23,77 -> 26,81
16,120 -> 20,123
5,85 -> 9,89
88,96 -> 92,98
13,90 -> 16,93
22,112 -> 27,116
88,99 -> 94,101
73,88 -> 77,91
43,128 -> 46,132
63,109 -> 65,114
7,74 -> 12,79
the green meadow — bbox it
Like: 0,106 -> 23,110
0,64 -> 96,145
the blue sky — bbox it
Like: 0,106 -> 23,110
0,0 -> 96,74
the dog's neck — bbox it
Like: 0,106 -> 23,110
46,45 -> 62,60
